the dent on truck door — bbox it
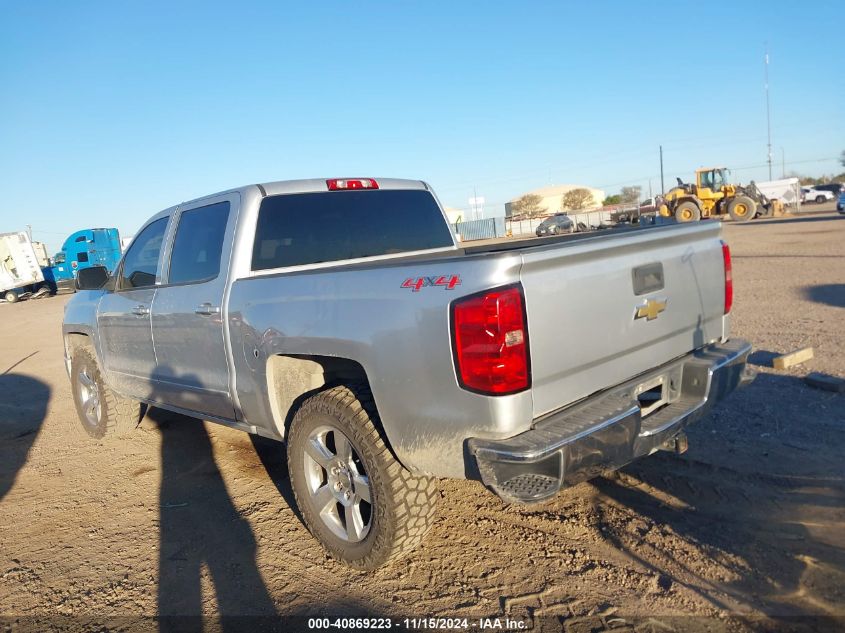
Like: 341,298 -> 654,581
150,196 -> 237,420
97,216 -> 168,398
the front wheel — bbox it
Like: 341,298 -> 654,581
4,290 -> 18,303
674,201 -> 701,222
728,196 -> 756,222
815,195 -> 826,204
287,384 -> 438,570
70,346 -> 142,439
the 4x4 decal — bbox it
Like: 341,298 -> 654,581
401,275 -> 462,292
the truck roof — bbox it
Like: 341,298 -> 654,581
182,178 -> 430,207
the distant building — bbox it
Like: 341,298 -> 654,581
443,207 -> 464,224
505,184 -> 606,218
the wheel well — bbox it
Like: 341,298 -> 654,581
266,354 -> 372,440
64,332 -> 93,358
675,196 -> 701,209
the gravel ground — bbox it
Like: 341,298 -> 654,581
1,212 -> 843,632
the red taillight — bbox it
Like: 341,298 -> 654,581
452,285 -> 530,395
721,240 -> 733,314
326,178 -> 379,191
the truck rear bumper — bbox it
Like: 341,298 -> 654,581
467,339 -> 754,504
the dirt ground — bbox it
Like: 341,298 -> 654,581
1,213 -> 843,632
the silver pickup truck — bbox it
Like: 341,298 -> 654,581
63,177 -> 754,569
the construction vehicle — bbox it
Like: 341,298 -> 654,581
658,167 -> 776,223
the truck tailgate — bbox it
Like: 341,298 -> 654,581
520,222 -> 727,419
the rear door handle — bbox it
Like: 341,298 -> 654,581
194,303 -> 221,316
131,305 -> 150,316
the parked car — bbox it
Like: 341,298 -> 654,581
535,213 -> 575,236
837,192 -> 845,212
812,183 -> 845,198
801,187 -> 835,203
63,176 -> 753,569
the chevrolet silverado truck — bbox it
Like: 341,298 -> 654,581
63,177 -> 754,569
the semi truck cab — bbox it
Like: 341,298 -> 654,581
43,228 -> 122,292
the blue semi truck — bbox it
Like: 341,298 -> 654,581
42,228 -> 122,292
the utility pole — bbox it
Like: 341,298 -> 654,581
659,145 -> 665,194
781,147 -> 785,178
765,43 -> 773,180
26,224 -> 32,241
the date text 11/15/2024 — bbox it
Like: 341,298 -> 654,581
307,617 -> 529,630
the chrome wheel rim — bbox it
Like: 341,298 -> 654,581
303,425 -> 372,542
77,369 -> 101,428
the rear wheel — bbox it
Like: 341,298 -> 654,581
815,195 -> 825,204
728,196 -> 756,222
70,346 -> 142,439
288,384 -> 438,570
4,290 -> 18,303
674,201 -> 701,222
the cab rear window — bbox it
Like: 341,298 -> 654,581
251,189 -> 453,271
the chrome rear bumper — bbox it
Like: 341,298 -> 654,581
468,339 -> 754,503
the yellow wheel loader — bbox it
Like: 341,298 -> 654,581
658,167 -> 774,223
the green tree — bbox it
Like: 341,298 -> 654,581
561,188 -> 593,211
602,194 -> 622,206
620,186 -> 642,204
511,193 -> 547,218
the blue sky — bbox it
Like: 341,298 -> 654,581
2,1 -> 843,252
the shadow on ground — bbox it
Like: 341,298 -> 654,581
802,284 -> 845,309
146,397 -> 278,630
747,350 -> 779,367
581,372 -> 844,616
0,371 -> 49,501
251,434 -> 304,524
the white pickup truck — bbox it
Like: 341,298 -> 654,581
63,177 -> 754,569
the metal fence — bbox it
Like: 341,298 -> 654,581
451,217 -> 506,242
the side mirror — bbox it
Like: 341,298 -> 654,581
76,266 -> 109,290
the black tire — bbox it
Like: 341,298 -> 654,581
815,195 -> 825,204
70,345 -> 142,439
4,290 -> 18,303
287,384 -> 438,570
674,201 -> 701,222
728,195 -> 756,222
550,225 -> 559,235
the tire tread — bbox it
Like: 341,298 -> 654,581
71,346 -> 142,439
288,383 -> 438,569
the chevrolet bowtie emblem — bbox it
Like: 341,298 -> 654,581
635,298 -> 667,321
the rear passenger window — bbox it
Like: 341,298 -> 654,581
168,202 -> 230,285
251,190 -> 454,270
120,217 -> 168,289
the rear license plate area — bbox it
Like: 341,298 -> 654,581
635,376 -> 669,417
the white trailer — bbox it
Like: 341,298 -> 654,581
753,177 -> 802,208
31,241 -> 51,267
0,232 -> 46,303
